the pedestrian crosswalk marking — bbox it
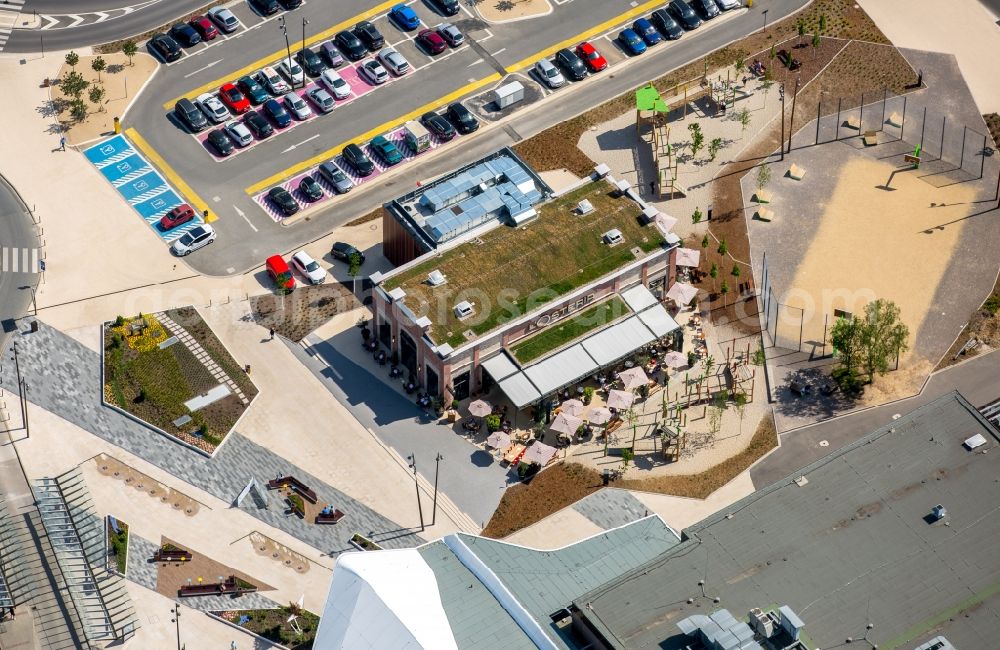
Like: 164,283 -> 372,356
0,247 -> 41,274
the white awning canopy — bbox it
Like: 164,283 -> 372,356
523,344 -> 597,397
639,305 -> 680,338
498,372 -> 542,409
620,284 -> 658,312
481,352 -> 519,382
582,316 -> 655,366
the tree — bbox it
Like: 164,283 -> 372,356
830,315 -> 864,375
65,51 -> 80,69
91,56 -> 106,82
69,98 -> 88,122
811,33 -> 820,58
348,251 -> 363,276
701,234 -> 710,249
819,14 -> 827,32
708,137 -> 723,161
691,207 -> 702,224
708,407 -> 723,437
733,392 -> 748,433
761,67 -> 774,105
620,447 -> 634,475
720,279 -> 730,303
734,52 -> 746,76
122,40 -> 138,66
737,107 -> 751,139
769,44 -> 776,60
59,70 -> 89,100
756,162 -> 772,193
717,239 -> 728,256
730,264 -> 741,281
88,84 -> 106,112
709,263 -> 719,291
797,21 -> 806,46
688,122 -> 704,158
858,299 -> 910,382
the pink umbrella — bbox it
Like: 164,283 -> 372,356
560,399 -> 585,417
550,412 -> 583,435
468,400 -> 492,417
523,442 -> 558,466
606,389 -> 635,410
588,407 -> 613,425
486,431 -> 511,449
618,366 -> 649,390
663,351 -> 687,368
675,248 -> 701,268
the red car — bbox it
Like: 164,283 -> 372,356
575,41 -> 607,72
219,83 -> 250,114
189,15 -> 218,40
416,29 -> 447,55
266,255 -> 296,294
159,203 -> 196,230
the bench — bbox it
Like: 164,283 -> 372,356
178,575 -> 256,598
267,476 -> 318,504
776,49 -> 801,71
153,547 -> 193,563
315,509 -> 346,525
862,130 -> 878,147
904,153 -> 921,165
787,164 -> 806,180
604,419 -> 624,434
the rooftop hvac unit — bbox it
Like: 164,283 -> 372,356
931,504 -> 947,520
778,606 -> 804,641
454,301 -> 475,319
427,270 -> 447,286
748,608 -> 774,639
603,229 -> 624,245
576,199 -> 594,215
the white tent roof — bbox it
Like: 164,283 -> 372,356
498,372 -> 542,409
620,284 -> 658,312
314,549 -> 458,650
638,305 -> 680,338
665,282 -> 699,306
654,212 -> 678,235
582,316 -> 655,366
675,248 -> 701,268
523,344 -> 597,397
481,352 -> 519,381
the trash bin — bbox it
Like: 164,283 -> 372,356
493,81 -> 525,110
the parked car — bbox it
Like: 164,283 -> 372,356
417,29 -> 447,55
174,98 -> 207,132
207,6 -> 241,33
575,42 -> 608,72
354,21 -> 384,50
170,23 -> 201,47
618,28 -> 647,56
341,143 -> 375,176
237,75 -> 269,104
320,69 -> 351,99
421,111 -> 456,141
335,30 -> 367,60
317,161 -> 354,193
331,242 -> 365,265
267,187 -> 299,216
219,83 -> 250,114
715,0 -> 740,9
370,135 -> 402,166
291,250 -> 327,283
296,48 -> 326,76
651,9 -> 684,40
378,47 -> 410,75
159,203 -> 196,230
307,87 -> 335,113
249,0 -> 279,15
437,22 -> 464,47
226,121 -> 254,147
632,18 -> 663,46
446,102 -> 479,134
257,66 -> 290,95
320,40 -> 345,67
668,0 -> 702,29
390,4 -> 420,30
691,0 -> 720,19
429,0 -> 459,15
283,92 -> 312,119
171,224 -> 216,256
278,58 -> 305,86
534,58 -> 566,89
265,254 -> 296,292
189,15 -> 218,40
150,34 -> 182,62
244,111 -> 274,138
280,0 -> 302,8
196,92 -> 229,123
359,59 -> 389,84
298,176 -> 324,202
263,98 -> 292,127
555,48 -> 587,81
207,128 -> 234,156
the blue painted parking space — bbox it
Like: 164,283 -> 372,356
84,134 -> 203,243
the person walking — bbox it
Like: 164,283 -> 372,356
59,136 -> 66,151
269,328 -> 275,341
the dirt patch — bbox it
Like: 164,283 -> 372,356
344,208 -> 382,227
938,276 -> 1000,369
155,535 -> 275,599
250,284 -> 361,342
984,113 -> 1000,147
248,531 -> 311,575
476,0 -> 552,22
95,454 -> 203,516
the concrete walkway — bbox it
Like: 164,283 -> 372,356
158,312 -> 249,406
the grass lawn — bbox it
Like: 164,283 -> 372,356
385,181 -> 662,348
214,607 -> 319,649
511,296 -> 630,363
107,519 -> 129,575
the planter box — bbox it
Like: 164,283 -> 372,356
350,533 -> 383,551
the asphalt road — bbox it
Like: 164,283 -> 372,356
122,0 -> 809,276
0,174 -> 40,351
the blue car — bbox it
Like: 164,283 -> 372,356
263,99 -> 292,128
618,28 -> 647,55
390,4 -> 420,30
370,135 -> 403,165
633,18 -> 663,46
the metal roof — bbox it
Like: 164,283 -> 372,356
581,315 -> 655,366
523,344 -> 596,397
481,351 -> 519,382
574,391 -> 1000,650
620,284 -> 658,312
498,372 -> 542,409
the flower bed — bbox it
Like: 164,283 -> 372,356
350,533 -> 383,551
213,606 -> 319,649
107,517 -> 129,575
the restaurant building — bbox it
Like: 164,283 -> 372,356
370,149 -> 682,408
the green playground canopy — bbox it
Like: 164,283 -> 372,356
635,84 -> 668,113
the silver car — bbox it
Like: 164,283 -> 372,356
196,92 -> 229,123
226,121 -> 253,147
317,161 -> 354,194
283,92 -> 313,120
378,47 -> 410,76
535,58 -> 566,89
171,224 -> 216,256
714,0 -> 740,8
307,87 -> 335,113
207,7 -> 240,33
360,59 -> 389,84
437,23 -> 464,47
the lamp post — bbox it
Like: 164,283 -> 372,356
170,602 -> 182,650
432,453 -> 443,525
407,454 -> 425,531
762,8 -> 769,33
11,341 -> 26,438
278,17 -> 292,86
301,17 -> 309,55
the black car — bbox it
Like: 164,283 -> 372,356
335,30 -> 367,60
430,0 -> 460,15
299,175 -> 323,201
207,129 -> 234,156
354,21 -> 384,50
690,0 -> 719,19
296,48 -> 326,76
341,143 -> 375,176
244,112 -> 274,138
554,48 -> 587,81
249,0 -> 279,15
150,34 -> 182,62
263,99 -> 292,127
268,187 -> 299,216
281,0 -> 303,8
668,0 -> 703,29
650,9 -> 684,39
446,102 -> 479,134
174,98 -> 207,132
169,23 -> 201,47
237,75 -> 269,105
331,242 -> 365,265
421,111 -> 456,141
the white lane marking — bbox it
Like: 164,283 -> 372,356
184,58 -> 223,78
234,205 -> 258,232
281,133 -> 320,154
492,47 -> 506,56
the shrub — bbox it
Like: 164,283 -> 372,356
485,414 -> 501,432
984,294 -> 1000,315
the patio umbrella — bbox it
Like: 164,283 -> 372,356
653,212 -> 678,236
675,248 -> 701,268
560,399 -> 585,417
663,351 -> 687,368
524,442 -> 558,466
468,399 -> 492,417
486,431 -> 511,449
618,366 -> 649,390
607,389 -> 635,410
549,412 -> 583,436
589,407 -> 613,425
665,282 -> 698,306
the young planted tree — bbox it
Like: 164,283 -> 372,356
859,299 -> 910,382
811,33 -> 820,58
717,239 -> 728,256
91,56 -> 106,82
720,279 -> 730,304
88,84 -> 106,112
348,251 -> 363,276
734,52 -> 746,76
708,137 -> 723,161
59,70 -> 89,100
756,162 -> 772,193
730,264 -> 741,282
737,107 -> 751,139
691,207 -> 703,224
733,392 -> 748,434
819,14 -> 827,32
708,406 -> 723,437
701,234 -> 710,250
709,263 -> 719,292
688,122 -> 704,158
797,21 -> 806,46
768,44 -> 776,60
122,40 -> 138,66
70,98 -> 88,122
65,51 -> 80,69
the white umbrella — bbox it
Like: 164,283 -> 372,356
654,212 -> 678,235
560,399 -> 585,417
589,407 -> 613,425
550,412 -> 583,435
618,366 -> 649,390
523,442 -> 558,466
675,248 -> 701,268
468,399 -> 492,417
486,431 -> 511,449
665,282 -> 698,306
663,351 -> 687,368
607,389 -> 635,410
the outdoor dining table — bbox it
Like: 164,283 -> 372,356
503,443 -> 527,465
